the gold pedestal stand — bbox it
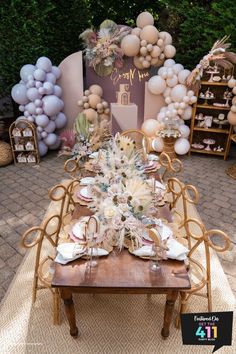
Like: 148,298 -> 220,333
162,137 -> 177,160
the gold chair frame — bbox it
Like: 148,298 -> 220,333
120,129 -> 150,157
159,153 -> 183,182
20,179 -> 79,325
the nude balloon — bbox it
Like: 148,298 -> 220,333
121,35 -> 140,57
178,69 -> 191,84
170,84 -> 187,102
140,25 -> 159,44
148,76 -> 166,95
136,11 -> 154,28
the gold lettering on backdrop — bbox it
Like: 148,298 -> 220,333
110,68 -> 150,86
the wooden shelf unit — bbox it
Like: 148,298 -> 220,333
189,80 -> 233,160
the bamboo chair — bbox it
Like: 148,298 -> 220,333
20,179 -> 79,325
159,152 -> 183,182
121,129 -> 150,158
166,177 -> 199,250
175,218 -> 231,328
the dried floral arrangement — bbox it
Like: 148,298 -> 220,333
87,134 -> 155,249
80,20 -> 130,76
58,113 -> 111,158
186,36 -> 236,90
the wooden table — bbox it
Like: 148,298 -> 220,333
52,205 -> 190,339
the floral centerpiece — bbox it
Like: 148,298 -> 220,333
88,135 -> 154,249
80,20 -> 130,76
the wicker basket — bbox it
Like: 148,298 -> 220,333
162,137 -> 176,160
0,141 -> 13,167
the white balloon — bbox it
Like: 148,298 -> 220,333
19,105 -> 25,112
53,85 -> 62,97
160,70 -> 168,79
43,81 -> 54,94
160,106 -> 167,112
179,102 -> 186,109
11,84 -> 29,104
165,96 -> 172,104
45,73 -> 56,84
36,57 -> 52,73
174,138 -> 190,155
42,95 -> 62,116
38,141 -> 48,156
37,126 -> 43,132
167,68 -> 174,78
35,114 -> 49,127
34,68 -> 46,81
152,137 -> 164,152
182,106 -> 192,120
38,87 -> 45,95
35,107 -> 43,115
26,102 -> 36,114
172,64 -> 184,75
174,102 -> 180,109
51,66 -> 61,79
44,133 -> 57,146
187,90 -> 194,98
34,99 -> 42,107
183,96 -> 190,103
179,124 -> 190,138
164,59 -> 175,67
166,75 -> 178,87
177,109 -> 183,115
148,76 -> 166,95
178,69 -> 191,84
190,96 -> 197,104
171,84 -> 187,102
20,64 -> 36,82
157,111 -> 166,121
228,78 -> 236,88
158,67 -> 166,76
26,87 -> 40,101
41,131 -> 48,139
45,120 -> 56,133
35,81 -> 43,88
28,116 -> 34,123
55,112 -> 67,129
24,111 -> 30,118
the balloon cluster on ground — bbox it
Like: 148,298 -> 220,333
121,11 -> 176,70
143,59 -> 197,155
227,78 -> 236,125
11,57 -> 67,156
77,85 -> 110,124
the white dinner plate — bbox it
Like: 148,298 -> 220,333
80,177 -> 95,186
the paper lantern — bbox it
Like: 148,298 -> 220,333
179,124 -> 190,138
178,69 -> 191,84
140,25 -> 159,44
136,12 -> 154,28
88,94 -> 101,109
152,137 -> 164,152
142,119 -> 161,137
227,111 -> 236,125
164,45 -> 176,59
182,106 -> 192,120
159,32 -> 172,45
174,138 -> 190,155
228,78 -> 236,88
170,84 -> 187,102
89,84 -> 103,96
121,35 -> 140,57
148,76 -> 166,95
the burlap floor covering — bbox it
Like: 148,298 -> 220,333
0,180 -> 235,354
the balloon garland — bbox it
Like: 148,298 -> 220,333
11,57 -> 66,156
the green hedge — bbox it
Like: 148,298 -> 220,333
0,0 -> 235,95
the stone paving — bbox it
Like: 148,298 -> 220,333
0,150 -> 235,304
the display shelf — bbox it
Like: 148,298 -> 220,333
193,127 -> 229,134
189,77 -> 234,160
190,148 -> 225,156
9,120 -> 40,165
201,81 -> 229,86
196,104 -> 230,111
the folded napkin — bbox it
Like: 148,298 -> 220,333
55,243 -> 109,264
132,239 -> 189,261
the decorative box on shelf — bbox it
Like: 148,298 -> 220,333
9,120 -> 40,165
189,68 -> 234,160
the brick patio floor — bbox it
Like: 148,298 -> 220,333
0,150 -> 235,303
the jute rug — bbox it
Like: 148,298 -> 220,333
0,180 -> 235,354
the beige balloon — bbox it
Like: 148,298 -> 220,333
231,105 -> 236,113
136,11 -> 154,29
146,43 -> 153,52
140,46 -> 148,56
133,56 -> 144,69
142,60 -> 151,68
88,94 -> 101,109
131,27 -> 141,37
159,31 -> 172,45
151,45 -> 161,58
140,25 -> 159,44
150,57 -> 159,65
146,55 -> 152,62
227,111 -> 236,125
164,44 -> 176,58
99,113 -> 110,121
232,96 -> 236,105
83,108 -> 98,123
228,78 -> 236,88
89,84 -> 103,97
233,87 -> 236,95
121,34 -> 140,57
